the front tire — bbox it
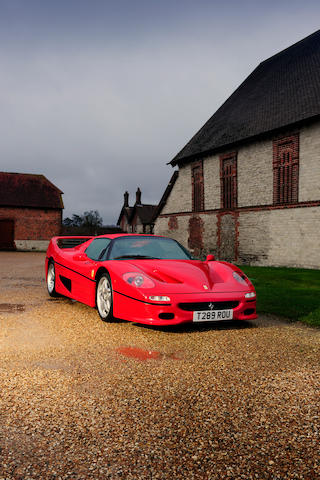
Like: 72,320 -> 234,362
47,261 -> 59,297
96,273 -> 114,321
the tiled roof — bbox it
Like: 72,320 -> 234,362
117,206 -> 133,226
134,204 -> 157,224
0,172 -> 64,209
171,30 -> 320,166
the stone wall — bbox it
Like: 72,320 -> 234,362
156,208 -> 320,268
237,211 -> 270,265
239,207 -> 320,268
299,122 -> 320,202
238,139 -> 273,207
267,207 -> 320,269
162,165 -> 192,214
155,215 -> 190,247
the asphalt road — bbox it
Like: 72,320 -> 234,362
0,252 -> 319,479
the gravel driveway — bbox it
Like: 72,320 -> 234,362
0,252 -> 319,479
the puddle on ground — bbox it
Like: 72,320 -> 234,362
0,303 -> 25,313
32,359 -> 72,372
46,298 -> 77,304
1,276 -> 43,282
116,346 -> 182,361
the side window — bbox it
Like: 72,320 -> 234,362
273,134 -> 299,204
192,161 -> 204,212
85,238 -> 111,261
220,153 -> 237,209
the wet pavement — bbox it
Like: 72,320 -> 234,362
0,252 -> 319,479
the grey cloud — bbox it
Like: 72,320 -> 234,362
0,1 -> 320,223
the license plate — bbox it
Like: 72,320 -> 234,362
193,309 -> 233,322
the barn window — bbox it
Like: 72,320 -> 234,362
220,153 -> 237,209
273,134 -> 299,204
192,161 -> 204,212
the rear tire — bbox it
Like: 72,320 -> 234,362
96,273 -> 114,321
47,261 -> 59,297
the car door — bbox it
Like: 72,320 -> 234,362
68,238 -> 111,306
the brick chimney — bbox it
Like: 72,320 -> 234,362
135,187 -> 142,205
124,191 -> 129,207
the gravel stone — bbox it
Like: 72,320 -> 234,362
0,252 -> 319,479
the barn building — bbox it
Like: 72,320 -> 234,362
154,30 -> 320,269
117,188 -> 157,234
0,172 -> 63,251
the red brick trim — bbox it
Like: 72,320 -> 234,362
188,216 -> 204,255
158,200 -> 320,218
168,216 -> 178,230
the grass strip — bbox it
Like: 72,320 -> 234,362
239,265 -> 320,327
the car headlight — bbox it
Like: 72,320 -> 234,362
123,272 -> 155,288
149,295 -> 171,302
245,292 -> 256,299
233,271 -> 248,285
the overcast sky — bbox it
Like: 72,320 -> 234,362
1,0 -> 320,224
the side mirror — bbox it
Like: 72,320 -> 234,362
205,254 -> 215,262
73,253 -> 88,261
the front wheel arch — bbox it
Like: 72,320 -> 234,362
47,260 -> 59,297
95,267 -> 109,285
95,271 -> 114,322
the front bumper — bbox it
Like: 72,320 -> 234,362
113,290 -> 257,326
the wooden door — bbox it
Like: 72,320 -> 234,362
0,219 -> 15,250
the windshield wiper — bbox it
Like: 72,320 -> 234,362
113,255 -> 159,260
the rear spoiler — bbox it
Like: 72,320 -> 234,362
52,236 -> 94,249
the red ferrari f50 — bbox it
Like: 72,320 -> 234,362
45,234 -> 257,326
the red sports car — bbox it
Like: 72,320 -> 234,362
45,234 -> 257,325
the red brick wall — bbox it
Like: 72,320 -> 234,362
0,207 -> 61,240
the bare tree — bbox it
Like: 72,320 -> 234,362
63,210 -> 103,234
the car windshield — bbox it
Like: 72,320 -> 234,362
108,236 -> 192,260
